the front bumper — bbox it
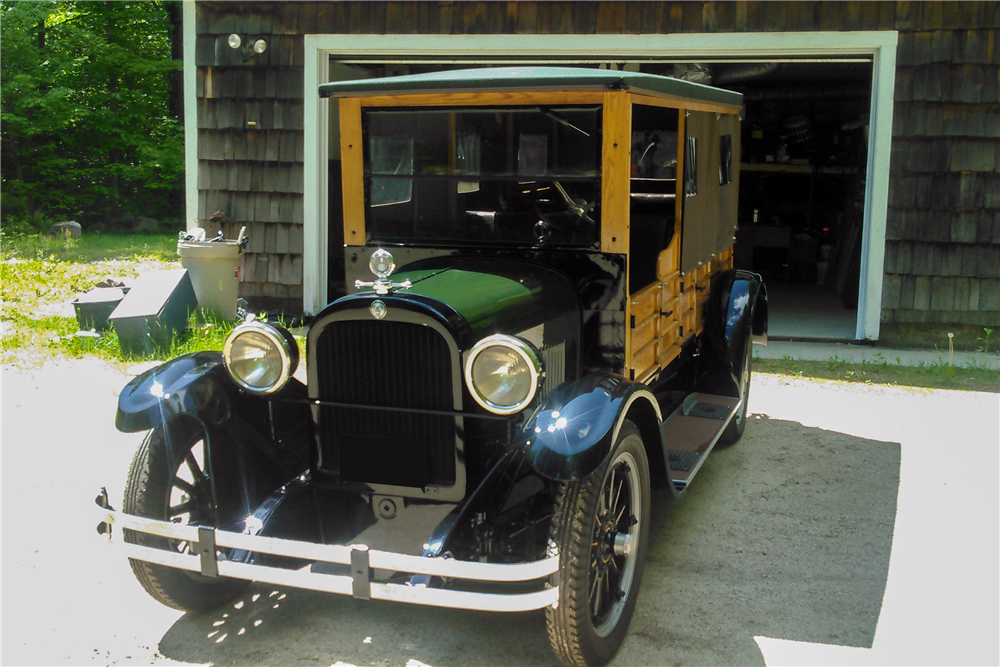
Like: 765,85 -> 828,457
94,493 -> 559,613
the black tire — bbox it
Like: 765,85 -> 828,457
718,336 -> 753,447
123,419 -> 249,611
546,420 -> 651,667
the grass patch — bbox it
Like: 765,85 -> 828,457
51,312 -> 240,365
2,232 -> 304,369
0,231 -> 178,263
755,355 -> 999,393
879,322 -> 995,353
2,232 -> 197,366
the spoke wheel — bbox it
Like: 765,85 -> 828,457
547,421 -> 651,667
589,454 -> 641,637
123,419 -> 248,611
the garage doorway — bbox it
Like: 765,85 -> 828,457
711,60 -> 874,340
303,34 -> 897,340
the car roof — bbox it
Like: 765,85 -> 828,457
318,66 -> 742,107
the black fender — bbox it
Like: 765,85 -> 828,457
115,351 -> 311,482
517,374 -> 663,482
697,269 -> 768,398
116,352 -> 235,433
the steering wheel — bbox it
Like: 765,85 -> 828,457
528,181 -> 595,232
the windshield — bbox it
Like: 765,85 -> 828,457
363,106 -> 601,247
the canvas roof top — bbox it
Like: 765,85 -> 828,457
318,66 -> 742,107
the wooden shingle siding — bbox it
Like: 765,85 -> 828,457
884,2 -> 1000,327
196,2 -> 308,310
195,1 -> 998,325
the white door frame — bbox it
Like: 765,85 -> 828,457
182,0 -> 198,232
302,32 -> 897,340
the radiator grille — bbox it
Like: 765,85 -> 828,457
539,342 -> 566,397
315,319 -> 456,487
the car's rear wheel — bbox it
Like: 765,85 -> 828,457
123,419 -> 248,611
718,336 -> 753,447
546,420 -> 651,667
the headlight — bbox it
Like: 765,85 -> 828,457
465,334 -> 542,415
223,321 -> 298,394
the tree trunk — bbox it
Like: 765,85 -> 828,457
166,1 -> 183,120
106,1 -> 121,219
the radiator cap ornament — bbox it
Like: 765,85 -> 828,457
355,248 -> 412,295
370,248 -> 395,279
370,300 -> 387,320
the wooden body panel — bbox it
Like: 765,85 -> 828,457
717,246 -> 734,270
629,92 -> 741,116
601,91 -> 632,256
629,282 -> 661,383
656,246 -> 679,280
339,98 -> 365,246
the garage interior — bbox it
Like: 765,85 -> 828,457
327,58 -> 874,340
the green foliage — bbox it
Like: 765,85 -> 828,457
1,1 -> 182,231
0,232 -> 180,365
979,328 -> 994,355
823,355 -> 846,371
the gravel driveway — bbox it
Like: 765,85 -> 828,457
2,358 -> 997,666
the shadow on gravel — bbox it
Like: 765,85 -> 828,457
157,414 -> 900,667
159,587 -> 556,667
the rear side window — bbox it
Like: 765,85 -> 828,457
684,136 -> 698,197
719,134 -> 733,185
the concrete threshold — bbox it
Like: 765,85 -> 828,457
754,339 -> 1000,370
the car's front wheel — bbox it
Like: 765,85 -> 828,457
123,419 -> 249,611
546,420 -> 651,667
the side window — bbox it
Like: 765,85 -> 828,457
629,105 -> 679,291
719,134 -> 733,185
369,137 -> 414,207
684,137 -> 698,196
456,132 -> 480,194
517,134 -> 548,175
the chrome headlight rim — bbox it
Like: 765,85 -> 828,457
223,321 -> 298,395
464,334 -> 543,415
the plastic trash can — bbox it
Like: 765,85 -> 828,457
176,240 -> 242,319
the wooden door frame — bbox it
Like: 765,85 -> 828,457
300,32 -> 896,340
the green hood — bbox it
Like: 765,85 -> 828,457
392,257 -> 580,345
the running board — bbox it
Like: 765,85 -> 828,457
660,393 -> 741,493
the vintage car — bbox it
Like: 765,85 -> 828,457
95,67 -> 766,667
